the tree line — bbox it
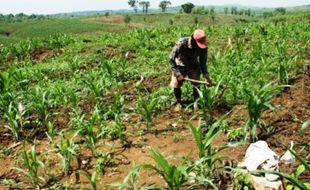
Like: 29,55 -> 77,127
0,13 -> 51,23
128,0 -> 171,13
128,0 -> 287,17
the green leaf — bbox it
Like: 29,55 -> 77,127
301,119 -> 310,132
293,165 -> 305,179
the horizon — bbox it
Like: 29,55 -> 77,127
1,0 -> 309,15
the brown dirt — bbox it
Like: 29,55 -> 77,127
88,15 -> 126,25
0,73 -> 309,189
31,48 -> 64,61
102,46 -> 119,59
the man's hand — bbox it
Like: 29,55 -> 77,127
177,74 -> 184,81
205,77 -> 213,86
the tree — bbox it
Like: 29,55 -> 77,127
128,0 -> 138,13
246,9 -> 251,16
193,6 -> 205,14
29,14 -> 37,19
231,7 -> 238,15
210,6 -> 215,15
159,1 -> 171,12
139,1 -> 146,13
224,7 -> 228,14
275,7 -> 286,14
139,1 -> 150,13
145,1 -> 150,13
181,2 -> 195,14
194,16 -> 198,25
210,9 -> 215,22
0,14 -> 4,22
124,15 -> 131,24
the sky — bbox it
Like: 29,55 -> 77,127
1,0 -> 309,14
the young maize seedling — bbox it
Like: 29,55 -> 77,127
83,72 -> 109,101
83,123 -> 97,155
109,120 -> 127,145
4,103 -> 21,141
56,134 -> 78,175
13,143 -> 45,188
188,115 -> 241,189
94,151 -> 114,175
136,96 -> 158,128
79,170 -> 99,190
109,164 -> 141,190
31,87 -> 53,126
244,82 -> 279,142
104,94 -> 124,120
195,81 -> 224,122
46,121 -> 57,142
141,149 -> 189,190
189,115 -> 239,176
0,72 -> 17,114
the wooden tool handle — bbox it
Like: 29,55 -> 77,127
184,77 -> 211,85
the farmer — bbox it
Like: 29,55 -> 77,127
169,29 -> 212,107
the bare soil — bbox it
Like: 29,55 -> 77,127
31,48 -> 64,61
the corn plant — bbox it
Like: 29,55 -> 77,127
0,72 -> 16,114
141,149 -> 189,190
136,95 -> 158,128
4,102 -> 28,141
30,87 -> 53,125
278,59 -> 290,85
189,116 -> 239,177
109,164 -> 142,190
83,72 -> 108,100
13,143 -> 45,188
56,134 -> 78,175
195,82 -> 225,122
104,94 -> 124,120
243,82 -> 279,142
152,86 -> 173,111
100,60 -> 114,77
79,170 -> 99,190
85,106 -> 101,152
71,106 -> 101,154
108,120 -> 127,145
94,151 -> 114,175
46,121 -> 57,142
69,56 -> 83,71
4,103 -> 21,141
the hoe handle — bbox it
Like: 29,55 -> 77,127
184,77 -> 211,85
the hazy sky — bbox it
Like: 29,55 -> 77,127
1,0 -> 309,14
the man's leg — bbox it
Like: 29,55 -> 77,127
170,72 -> 183,104
188,70 -> 200,101
174,88 -> 182,104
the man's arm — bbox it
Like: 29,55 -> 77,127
169,42 -> 182,77
199,48 -> 209,78
199,48 -> 212,84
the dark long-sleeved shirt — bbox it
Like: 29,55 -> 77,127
169,37 -> 209,78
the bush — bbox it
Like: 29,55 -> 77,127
124,15 -> 131,24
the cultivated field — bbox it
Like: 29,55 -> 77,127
0,12 -> 309,189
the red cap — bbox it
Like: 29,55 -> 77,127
193,29 -> 207,49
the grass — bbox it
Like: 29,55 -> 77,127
0,13 -> 262,45
0,18 -> 111,44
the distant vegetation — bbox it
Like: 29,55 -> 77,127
0,4 -> 309,45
